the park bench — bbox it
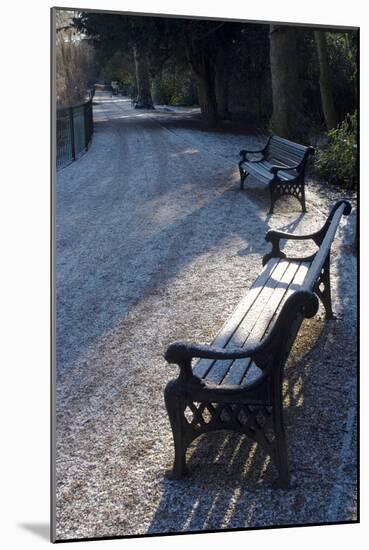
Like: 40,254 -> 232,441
239,135 -> 315,213
164,200 -> 351,488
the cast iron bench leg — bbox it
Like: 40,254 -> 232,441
239,165 -> 247,190
315,254 -> 334,320
301,182 -> 307,213
164,381 -> 189,479
269,180 -> 307,214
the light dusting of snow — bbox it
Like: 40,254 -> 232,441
55,92 -> 357,540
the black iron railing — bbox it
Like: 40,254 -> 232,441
56,94 -> 94,170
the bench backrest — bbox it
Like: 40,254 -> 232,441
261,201 -> 351,368
265,135 -> 313,169
303,201 -> 349,292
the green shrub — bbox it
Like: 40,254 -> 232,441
315,111 -> 358,188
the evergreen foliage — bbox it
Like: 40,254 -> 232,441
315,111 -> 358,188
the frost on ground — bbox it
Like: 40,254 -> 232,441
55,93 -> 357,540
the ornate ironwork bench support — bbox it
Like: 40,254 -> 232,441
269,174 -> 307,214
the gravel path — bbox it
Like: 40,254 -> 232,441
55,92 -> 357,540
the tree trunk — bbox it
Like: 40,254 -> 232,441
188,79 -> 198,105
188,28 -> 218,128
214,47 -> 229,120
151,72 -> 162,104
269,25 -> 304,139
196,75 -> 218,127
133,45 -> 154,108
314,31 -> 337,131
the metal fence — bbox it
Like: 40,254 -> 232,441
56,96 -> 94,170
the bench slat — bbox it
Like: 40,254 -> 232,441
245,163 -> 272,180
205,259 -> 299,385
268,154 -> 302,167
267,148 -> 304,164
243,161 -> 297,183
240,260 -> 311,386
278,170 -> 299,181
242,163 -> 272,184
303,204 -> 345,291
267,154 -> 303,168
270,135 -> 309,152
221,261 -> 307,386
204,260 -> 292,384
192,257 -> 280,378
267,138 -> 308,166
268,140 -> 307,156
259,159 -> 293,172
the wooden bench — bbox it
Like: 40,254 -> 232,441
239,135 -> 314,213
164,200 -> 351,488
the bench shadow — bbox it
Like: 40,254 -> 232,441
276,213 -> 306,233
148,313 -> 331,534
147,432 -> 273,534
57,162 -> 309,375
57,99 -> 314,375
55,184 -> 253,373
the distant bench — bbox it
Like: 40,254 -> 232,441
164,200 -> 351,488
239,135 -> 314,213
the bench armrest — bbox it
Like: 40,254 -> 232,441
270,145 -> 314,174
239,136 -> 272,161
165,341 -> 262,364
270,162 -> 300,174
239,149 -> 265,162
262,200 -> 352,265
165,341 -> 265,382
266,228 -> 318,243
